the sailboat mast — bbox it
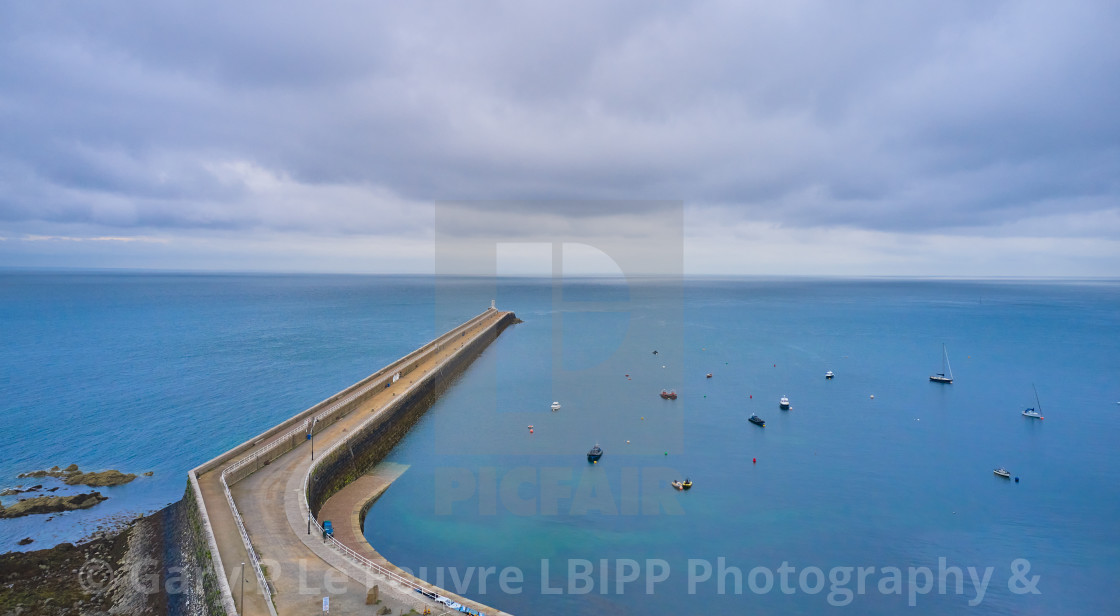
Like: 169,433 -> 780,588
943,344 -> 953,379
1033,383 -> 1041,413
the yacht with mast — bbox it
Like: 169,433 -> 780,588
930,344 -> 954,384
1022,384 -> 1044,419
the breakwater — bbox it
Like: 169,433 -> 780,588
190,307 -> 515,615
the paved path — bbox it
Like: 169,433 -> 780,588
317,462 -> 409,566
196,310 -> 512,615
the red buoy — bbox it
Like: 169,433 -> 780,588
753,458 -> 756,463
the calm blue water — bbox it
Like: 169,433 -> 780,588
365,277 -> 1120,615
0,273 -> 488,548
2,274 -> 1118,614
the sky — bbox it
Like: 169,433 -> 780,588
1,1 -> 1118,276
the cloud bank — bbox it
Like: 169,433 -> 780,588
1,1 -> 1117,275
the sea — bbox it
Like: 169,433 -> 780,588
1,272 -> 1118,615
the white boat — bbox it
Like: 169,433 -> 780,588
551,401 -> 561,412
825,371 -> 834,379
779,396 -> 790,410
1022,384 -> 1043,419
993,467 -> 1010,478
930,344 -> 954,384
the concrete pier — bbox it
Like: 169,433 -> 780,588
189,308 -> 516,615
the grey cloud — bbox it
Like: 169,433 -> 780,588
0,0 -> 1117,249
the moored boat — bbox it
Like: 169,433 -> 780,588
994,467 -> 1010,478
930,344 -> 954,383
1022,384 -> 1043,419
825,371 -> 834,379
551,401 -> 561,411
682,478 -> 693,490
749,414 -> 765,427
587,444 -> 603,463
671,480 -> 683,490
779,396 -> 790,410
660,389 -> 678,400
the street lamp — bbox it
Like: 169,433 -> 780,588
307,416 -> 321,536
240,562 -> 245,611
309,417 -> 321,460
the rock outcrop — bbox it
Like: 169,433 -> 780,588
17,464 -> 138,487
0,492 -> 108,518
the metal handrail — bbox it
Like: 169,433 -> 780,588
216,308 -> 497,615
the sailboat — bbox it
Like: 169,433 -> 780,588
929,344 -> 954,384
1022,384 -> 1044,419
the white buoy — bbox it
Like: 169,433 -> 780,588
870,394 -> 875,399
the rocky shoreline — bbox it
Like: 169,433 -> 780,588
1,483 -> 221,616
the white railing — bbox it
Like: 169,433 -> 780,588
215,308 -> 499,615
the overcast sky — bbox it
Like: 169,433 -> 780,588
1,1 -> 1117,276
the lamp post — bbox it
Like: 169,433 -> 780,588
308,417 -> 321,535
240,562 -> 245,611
310,417 -> 321,460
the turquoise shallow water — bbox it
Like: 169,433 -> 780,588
2,274 -> 1119,614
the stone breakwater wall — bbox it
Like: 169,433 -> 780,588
308,310 -> 517,514
183,307 -> 507,614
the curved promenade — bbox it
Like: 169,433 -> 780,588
189,308 -> 515,616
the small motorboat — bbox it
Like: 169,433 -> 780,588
779,396 -> 790,410
660,389 -> 678,400
993,467 -> 1011,478
671,480 -> 683,490
749,414 -> 765,427
682,478 -> 693,490
706,373 -> 713,379
587,444 -> 603,463
551,401 -> 561,412
825,371 -> 834,379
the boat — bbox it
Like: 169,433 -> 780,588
748,414 -> 765,427
779,396 -> 790,410
682,478 -> 693,490
587,444 -> 603,463
660,389 -> 678,400
550,401 -> 561,412
993,467 -> 1011,478
1022,384 -> 1043,419
671,480 -> 683,490
706,373 -> 713,379
930,344 -> 954,383
825,371 -> 834,379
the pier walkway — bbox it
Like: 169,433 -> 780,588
190,308 -> 514,616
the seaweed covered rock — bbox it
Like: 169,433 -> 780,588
17,465 -> 138,487
0,492 -> 108,518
